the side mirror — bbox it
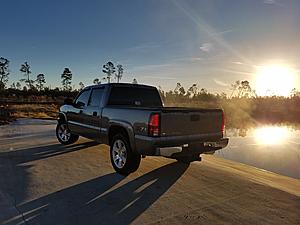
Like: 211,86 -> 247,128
64,98 -> 73,105
76,101 -> 85,108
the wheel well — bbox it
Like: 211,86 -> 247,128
58,113 -> 67,123
108,126 -> 129,145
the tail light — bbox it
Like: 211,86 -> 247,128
221,111 -> 225,133
149,113 -> 160,136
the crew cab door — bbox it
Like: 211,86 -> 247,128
81,87 -> 105,141
67,88 -> 91,135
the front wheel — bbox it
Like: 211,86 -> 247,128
110,134 -> 141,175
56,122 -> 79,145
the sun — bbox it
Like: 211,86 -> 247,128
255,65 -> 295,97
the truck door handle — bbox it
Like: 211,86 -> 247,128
93,111 -> 97,116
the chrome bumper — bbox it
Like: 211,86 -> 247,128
203,138 -> 229,149
155,138 -> 229,157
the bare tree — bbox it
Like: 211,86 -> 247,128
230,80 -> 240,98
0,57 -> 9,90
93,78 -> 101,85
61,68 -> 72,91
187,84 -> 198,97
238,80 -> 253,98
102,61 -> 115,83
35,73 -> 46,91
20,62 -> 34,89
16,82 -> 21,90
290,88 -> 299,97
132,78 -> 138,84
10,82 -> 16,89
230,80 -> 254,98
115,64 -> 124,83
79,82 -> 85,90
174,82 -> 185,95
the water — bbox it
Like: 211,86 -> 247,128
216,125 -> 300,180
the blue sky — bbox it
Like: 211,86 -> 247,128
1,0 -> 300,92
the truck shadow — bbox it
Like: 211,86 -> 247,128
0,140 -> 99,164
17,162 -> 189,225
0,140 -> 99,224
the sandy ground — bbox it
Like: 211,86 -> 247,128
0,119 -> 299,225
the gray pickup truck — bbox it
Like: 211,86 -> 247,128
56,83 -> 228,175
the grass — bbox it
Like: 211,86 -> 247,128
2,104 -> 59,121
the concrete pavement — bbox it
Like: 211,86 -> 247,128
0,119 -> 299,225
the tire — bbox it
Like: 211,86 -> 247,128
56,121 -> 79,145
110,133 -> 141,175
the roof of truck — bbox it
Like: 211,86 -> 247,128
84,83 -> 156,90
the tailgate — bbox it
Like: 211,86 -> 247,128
160,108 -> 223,136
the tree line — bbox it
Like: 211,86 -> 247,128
1,56 -> 300,101
0,57 -> 138,91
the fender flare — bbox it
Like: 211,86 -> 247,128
58,112 -> 67,122
108,120 -> 136,151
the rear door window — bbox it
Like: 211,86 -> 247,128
89,88 -> 104,107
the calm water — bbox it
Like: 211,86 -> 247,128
216,126 -> 300,180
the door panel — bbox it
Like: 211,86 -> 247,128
81,87 -> 105,141
81,106 -> 101,141
68,89 -> 91,135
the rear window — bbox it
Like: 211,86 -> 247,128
108,86 -> 162,107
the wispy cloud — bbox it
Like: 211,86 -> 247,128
263,0 -> 276,4
232,61 -> 244,65
216,68 -> 254,76
131,63 -> 173,71
172,0 -> 252,65
173,57 -> 203,62
200,43 -> 213,53
213,78 -> 229,87
211,29 -> 233,37
127,42 -> 160,52
141,75 -> 176,80
263,0 -> 283,6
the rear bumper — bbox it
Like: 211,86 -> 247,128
135,132 -> 228,156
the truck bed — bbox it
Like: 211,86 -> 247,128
160,107 -> 223,137
104,105 -> 223,138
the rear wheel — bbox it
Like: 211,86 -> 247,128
110,134 -> 141,175
56,122 -> 79,145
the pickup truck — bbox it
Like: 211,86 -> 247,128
56,83 -> 228,175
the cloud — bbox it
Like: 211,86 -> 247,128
190,57 -> 203,62
141,75 -> 176,80
172,0 -> 252,64
263,0 -> 283,6
213,78 -> 229,87
232,61 -> 244,65
200,43 -> 213,53
263,0 -> 276,4
172,57 -> 203,62
132,63 -> 173,71
211,29 -> 233,37
216,68 -> 254,76
127,43 -> 160,52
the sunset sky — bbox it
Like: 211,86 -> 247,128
1,0 -> 300,94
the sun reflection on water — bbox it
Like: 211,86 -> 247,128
254,126 -> 291,145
